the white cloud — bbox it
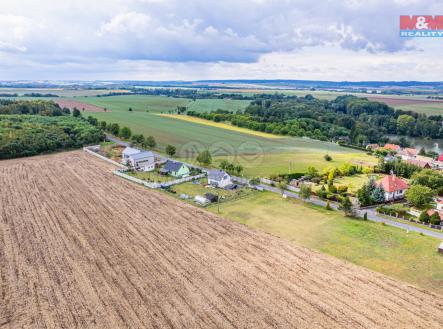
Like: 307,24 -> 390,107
0,0 -> 441,80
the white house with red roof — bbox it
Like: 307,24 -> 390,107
382,143 -> 401,153
376,174 -> 409,201
398,147 -> 418,160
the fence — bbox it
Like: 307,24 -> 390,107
160,173 -> 206,188
83,145 -> 127,169
113,169 -> 161,188
259,178 -> 300,193
377,210 -> 443,231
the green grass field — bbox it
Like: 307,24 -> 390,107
207,192 -> 443,294
76,95 -> 377,177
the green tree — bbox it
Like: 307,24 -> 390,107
72,108 -> 81,118
363,212 -> 368,221
371,187 -> 385,204
119,126 -> 132,139
278,181 -> 287,194
429,212 -> 441,225
299,183 -> 312,201
131,134 -> 144,144
324,154 -> 332,161
396,114 -> 415,135
234,165 -> 243,176
325,201 -> 332,210
405,185 -> 433,209
109,123 -> 120,135
307,166 -> 319,178
166,144 -> 176,157
411,169 -> 443,193
196,150 -> 212,166
418,211 -> 430,223
249,177 -> 260,186
99,121 -> 107,130
219,160 -> 230,170
418,147 -> 426,156
339,196 -> 354,217
144,136 -> 156,148
128,107 -> 133,112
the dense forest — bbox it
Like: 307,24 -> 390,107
0,100 -> 104,159
187,95 -> 443,145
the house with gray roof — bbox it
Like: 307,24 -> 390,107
208,169 -> 232,188
122,146 -> 141,165
160,160 -> 190,178
128,151 -> 155,172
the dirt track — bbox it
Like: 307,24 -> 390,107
0,151 -> 442,328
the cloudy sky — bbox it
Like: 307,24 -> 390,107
0,0 -> 442,81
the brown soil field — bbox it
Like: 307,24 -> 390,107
1,151 -> 442,328
55,99 -> 108,112
366,96 -> 443,106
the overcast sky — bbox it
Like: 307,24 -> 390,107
0,0 -> 442,81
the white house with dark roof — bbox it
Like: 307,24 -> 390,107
208,169 -> 232,188
122,147 -> 141,165
121,146 -> 155,171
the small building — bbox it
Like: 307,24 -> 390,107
398,148 -> 417,160
439,242 -> 443,255
160,160 -> 190,178
366,143 -> 380,151
127,151 -> 155,172
204,193 -> 218,203
382,144 -> 401,153
194,195 -> 209,206
122,146 -> 141,165
208,169 -> 232,188
376,174 -> 409,201
406,159 -> 432,169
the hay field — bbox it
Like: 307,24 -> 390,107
0,151 -> 442,328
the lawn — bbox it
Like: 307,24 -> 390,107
166,179 -> 256,204
211,151 -> 378,178
129,170 -> 176,183
208,192 -> 443,294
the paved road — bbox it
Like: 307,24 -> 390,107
106,134 -> 443,240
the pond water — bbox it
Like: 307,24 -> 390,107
386,135 -> 443,154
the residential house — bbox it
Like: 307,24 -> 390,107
122,147 -> 141,165
376,174 -> 409,201
366,143 -> 379,151
208,169 -> 232,188
382,144 -> 401,153
127,151 -> 155,171
398,147 -> 418,160
160,160 -> 190,178
405,158 -> 432,169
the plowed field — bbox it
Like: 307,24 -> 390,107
0,151 -> 442,328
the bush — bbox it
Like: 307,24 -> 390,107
429,212 -> 441,225
324,154 -> 332,161
419,211 -> 430,223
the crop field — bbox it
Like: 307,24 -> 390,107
1,151 -> 442,328
211,192 -> 443,295
55,99 -> 107,112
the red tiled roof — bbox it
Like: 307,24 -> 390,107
427,209 -> 443,220
383,144 -> 401,152
399,148 -> 418,157
377,175 -> 409,193
406,159 -> 431,168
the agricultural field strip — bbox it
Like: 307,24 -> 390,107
0,151 -> 442,328
158,114 -> 282,139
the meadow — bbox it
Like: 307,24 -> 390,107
208,192 -> 443,294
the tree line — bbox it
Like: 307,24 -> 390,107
187,94 -> 443,146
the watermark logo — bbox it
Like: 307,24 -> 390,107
400,15 -> 443,37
